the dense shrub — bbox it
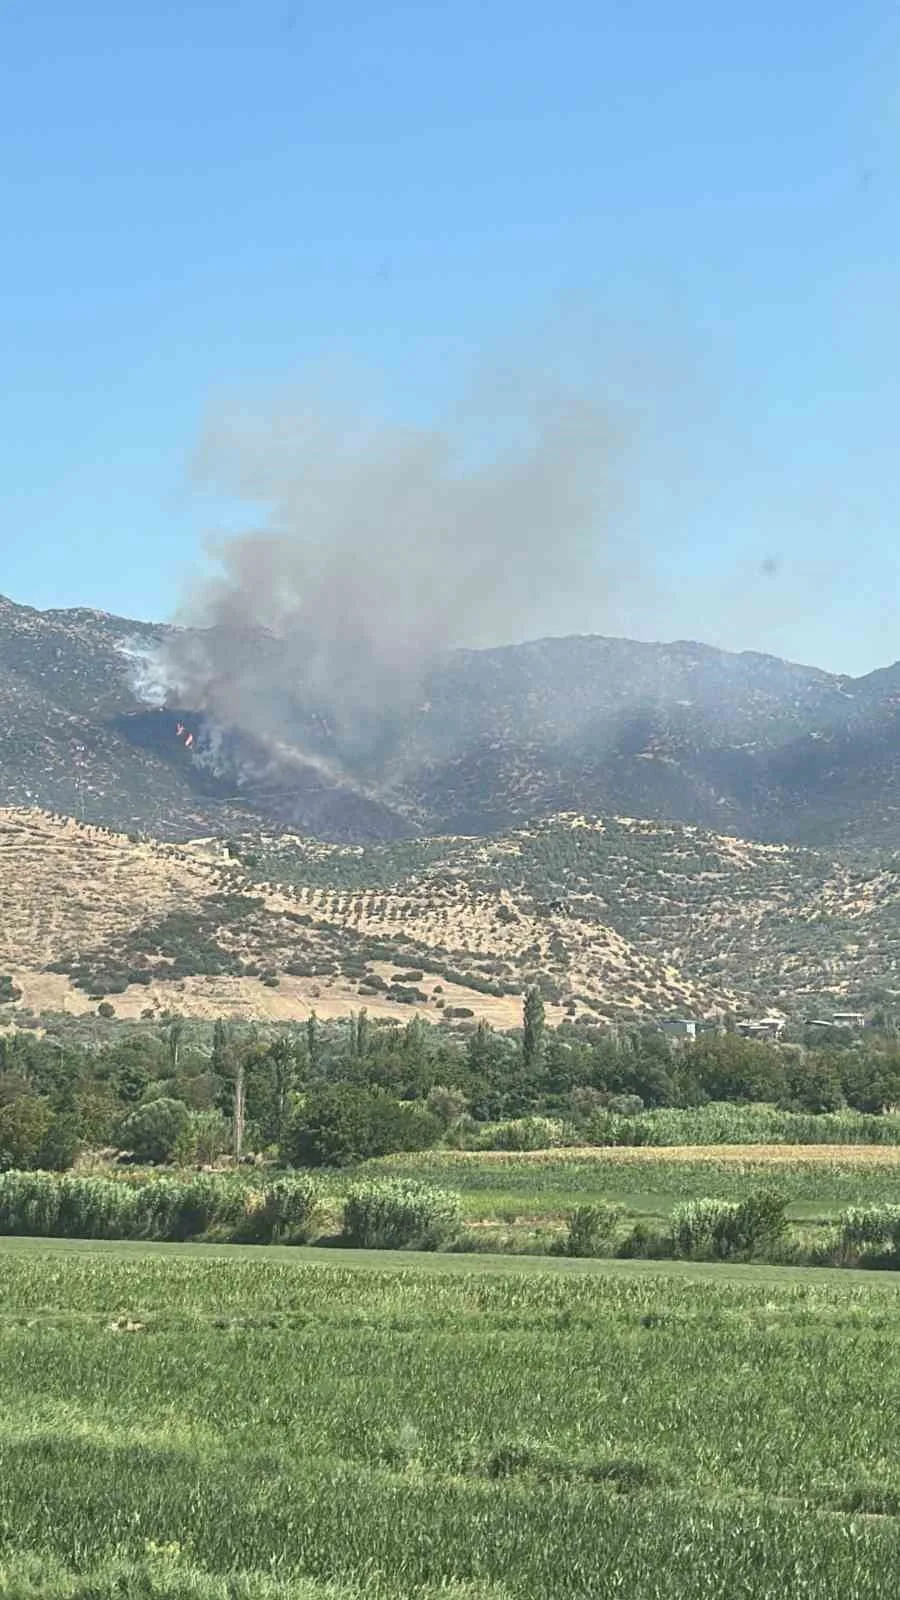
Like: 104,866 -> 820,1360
0,1097 -> 53,1170
385,985 -> 428,1004
425,1085 -> 469,1128
0,1172 -> 138,1239
555,1202 -> 623,1258
0,1169 -> 321,1245
358,972 -> 387,991
35,1115 -> 82,1172
838,1206 -> 900,1264
245,1176 -> 322,1244
131,1174 -> 245,1241
282,1085 -> 441,1168
181,1109 -> 231,1165
484,1116 -> 569,1152
584,1103 -> 900,1148
671,1189 -> 786,1261
119,1097 -> 192,1163
341,1178 -> 461,1251
0,1171 -> 63,1236
615,1220 -> 672,1259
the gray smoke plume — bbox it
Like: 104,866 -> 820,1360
153,373 -> 634,787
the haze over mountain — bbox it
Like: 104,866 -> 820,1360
0,592 -> 898,853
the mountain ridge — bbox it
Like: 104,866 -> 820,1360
0,592 -> 898,851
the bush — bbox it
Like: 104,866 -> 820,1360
0,1169 -> 322,1245
606,1094 -> 645,1117
119,1097 -> 192,1163
131,1174 -> 242,1241
671,1188 -> 786,1261
0,1171 -> 62,1235
583,1103 -> 900,1148
0,1172 -> 140,1240
0,1097 -> 53,1170
838,1205 -> 900,1263
35,1115 -> 81,1172
178,1109 -> 230,1166
484,1116 -> 568,1152
244,1175 -> 322,1244
341,1178 -> 461,1251
555,1202 -> 623,1258
385,985 -> 428,1004
616,1221 -> 672,1259
425,1085 -> 468,1128
281,1085 -> 441,1168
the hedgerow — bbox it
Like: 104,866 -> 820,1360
0,1170 -> 321,1246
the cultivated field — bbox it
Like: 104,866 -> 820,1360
1,1240 -> 899,1596
368,1143 -> 900,1230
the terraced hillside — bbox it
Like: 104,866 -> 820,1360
0,808 -> 895,1024
226,813 -> 899,1015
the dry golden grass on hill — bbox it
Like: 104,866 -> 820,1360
0,808 -> 730,1023
0,806 -> 895,1025
7,966 -> 544,1028
0,809 -> 221,966
0,811 -> 559,1023
225,811 -> 900,1015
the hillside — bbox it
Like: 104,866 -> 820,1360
0,809 -> 895,1026
1,595 -> 900,851
230,813 -> 899,1015
0,597 -> 250,837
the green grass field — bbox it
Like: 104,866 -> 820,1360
2,1237 -> 900,1596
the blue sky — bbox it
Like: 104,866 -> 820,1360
2,1 -> 899,673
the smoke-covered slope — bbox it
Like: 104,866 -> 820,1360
404,638 -> 900,850
0,594 -> 898,851
0,597 -> 248,836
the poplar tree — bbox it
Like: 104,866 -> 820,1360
523,985 -> 545,1072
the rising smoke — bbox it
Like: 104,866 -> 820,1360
149,371 -> 634,788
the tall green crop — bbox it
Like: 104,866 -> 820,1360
341,1178 -> 461,1250
0,1171 -> 322,1246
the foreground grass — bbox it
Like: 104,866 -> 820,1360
2,1241 -> 900,1595
6,1231 -> 900,1284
